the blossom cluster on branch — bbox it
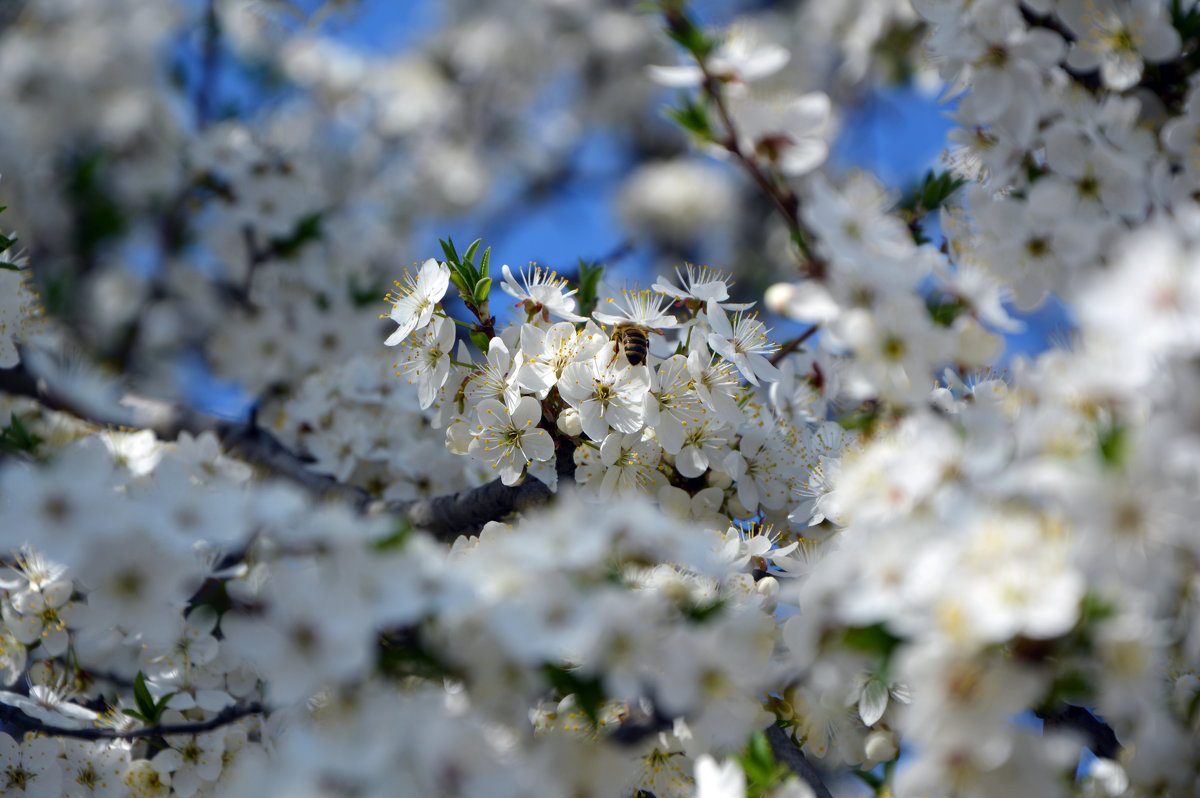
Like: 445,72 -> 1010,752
0,0 -> 1199,796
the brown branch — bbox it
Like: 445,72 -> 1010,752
765,724 -> 835,798
769,324 -> 819,366
0,701 -> 266,741
0,356 -> 366,505
697,73 -> 826,278
0,354 -> 554,539
373,475 -> 554,543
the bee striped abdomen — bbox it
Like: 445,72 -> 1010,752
611,322 -> 650,366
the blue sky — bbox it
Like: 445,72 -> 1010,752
187,2 -> 1069,415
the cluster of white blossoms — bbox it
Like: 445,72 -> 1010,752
267,351 -> 487,502
382,259 -> 838,531
4,0 -> 1200,796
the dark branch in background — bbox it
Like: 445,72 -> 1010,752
693,77 -> 827,279
0,356 -> 365,504
374,476 -> 554,543
196,0 -> 221,128
769,324 -> 819,366
0,701 -> 265,741
1038,704 -> 1120,760
764,724 -> 835,798
0,355 -> 552,539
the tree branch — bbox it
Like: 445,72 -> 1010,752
769,324 -> 819,366
0,354 -> 553,539
374,475 -> 554,543
765,724 -> 835,798
695,71 -> 827,279
1038,704 -> 1120,760
0,356 -> 367,505
0,701 -> 266,741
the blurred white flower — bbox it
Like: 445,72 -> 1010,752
694,754 -> 746,798
649,26 -> 789,87
617,159 -> 735,243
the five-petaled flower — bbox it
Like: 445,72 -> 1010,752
468,397 -> 554,486
385,258 -> 452,346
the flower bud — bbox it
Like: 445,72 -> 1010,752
445,419 -> 472,455
725,494 -> 752,519
706,470 -> 733,490
753,576 -> 782,600
557,407 -> 582,436
764,282 -> 796,314
864,730 -> 898,765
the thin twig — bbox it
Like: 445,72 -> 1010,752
698,72 -> 826,278
0,701 -> 266,741
0,356 -> 552,539
769,324 -> 819,366
196,0 -> 220,128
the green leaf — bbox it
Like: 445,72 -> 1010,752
684,598 -> 725,623
0,414 -> 42,454
463,238 -> 482,266
0,233 -> 16,254
68,153 -> 128,256
900,169 -> 965,216
453,262 -> 478,293
372,518 -> 412,551
852,767 -> 884,790
133,671 -> 156,720
736,730 -> 792,793
576,258 -> 605,318
1079,591 -> 1118,625
349,277 -> 386,308
664,93 -> 712,139
377,629 -> 451,681
541,664 -> 607,727
0,262 -> 21,272
153,692 -> 178,716
840,624 -> 902,659
663,10 -> 715,59
447,271 -> 470,297
1097,421 -> 1128,468
440,236 -> 460,267
925,293 -> 969,327
479,246 -> 491,278
270,212 -> 323,258
469,330 -> 490,352
474,277 -> 492,304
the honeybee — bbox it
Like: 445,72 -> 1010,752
608,321 -> 653,367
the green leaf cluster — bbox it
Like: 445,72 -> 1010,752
659,2 -> 714,60
925,292 -> 970,327
440,236 -> 492,305
899,169 -> 965,244
440,236 -> 495,349
271,212 -> 323,259
0,414 -> 42,455
541,664 -> 606,727
736,731 -> 793,795
124,671 -> 175,726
